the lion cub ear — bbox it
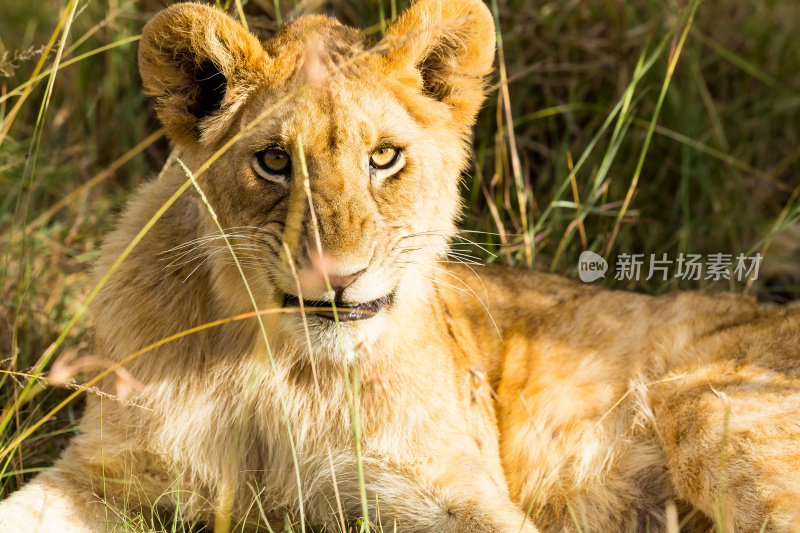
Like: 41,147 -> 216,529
383,0 -> 496,126
138,3 -> 268,146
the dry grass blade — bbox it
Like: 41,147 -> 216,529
605,0 -> 702,255
8,127 -> 165,246
490,0 -> 532,267
0,35 -> 142,106
179,158 -> 307,533
0,1 -> 76,147
0,307 -> 297,462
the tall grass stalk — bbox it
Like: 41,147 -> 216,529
489,0 -> 532,268
0,2 -> 73,147
178,158 -> 307,533
295,138 -> 372,531
605,0 -> 703,255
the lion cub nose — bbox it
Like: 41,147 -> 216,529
301,247 -> 369,294
327,268 -> 367,292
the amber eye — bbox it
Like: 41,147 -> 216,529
254,147 -> 291,180
369,146 -> 400,170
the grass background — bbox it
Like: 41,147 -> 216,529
1,0 -> 799,526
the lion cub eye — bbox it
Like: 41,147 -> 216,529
253,147 -> 292,183
370,146 -> 401,170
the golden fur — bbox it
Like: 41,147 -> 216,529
2,1 -> 800,531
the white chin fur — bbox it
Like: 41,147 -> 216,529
278,310 -> 389,364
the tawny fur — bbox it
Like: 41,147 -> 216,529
2,1 -> 800,532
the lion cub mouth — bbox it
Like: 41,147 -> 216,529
282,293 -> 394,321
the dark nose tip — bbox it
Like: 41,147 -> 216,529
327,268 -> 367,291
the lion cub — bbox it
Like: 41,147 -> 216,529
2,0 -> 800,531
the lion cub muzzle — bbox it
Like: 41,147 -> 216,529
281,247 -> 395,320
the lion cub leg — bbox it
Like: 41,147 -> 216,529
0,468 -> 112,533
652,362 -> 800,532
322,455 -> 540,532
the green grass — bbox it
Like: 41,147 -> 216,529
1,0 -> 799,531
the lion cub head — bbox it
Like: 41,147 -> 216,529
138,0 -> 495,353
